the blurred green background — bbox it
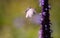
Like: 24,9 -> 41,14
0,0 -> 60,38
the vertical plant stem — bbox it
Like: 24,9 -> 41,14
39,0 -> 51,38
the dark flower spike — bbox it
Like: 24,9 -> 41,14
38,0 -> 52,38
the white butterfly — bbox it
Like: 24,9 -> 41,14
25,7 -> 36,18
25,7 -> 43,25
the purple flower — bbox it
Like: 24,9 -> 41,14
39,0 -> 44,7
38,29 -> 43,38
42,12 -> 46,16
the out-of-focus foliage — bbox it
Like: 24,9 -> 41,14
0,0 -> 60,38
